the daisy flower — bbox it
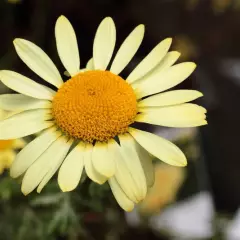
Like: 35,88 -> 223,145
0,16 -> 206,211
0,109 -> 25,174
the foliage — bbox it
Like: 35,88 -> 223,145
0,173 -> 117,240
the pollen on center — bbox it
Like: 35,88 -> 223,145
52,70 -> 138,142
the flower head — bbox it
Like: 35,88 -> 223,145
0,16 -> 207,211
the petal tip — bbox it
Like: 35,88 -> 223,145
180,155 -> 188,167
21,188 -> 30,196
181,162 -> 187,167
102,16 -> 114,24
177,51 -> 181,57
165,37 -> 173,44
125,206 -> 135,212
105,16 -> 113,21
176,158 -> 187,167
13,38 -> 24,45
172,51 -> 181,57
59,15 -> 66,19
13,38 -> 20,46
97,179 -> 107,185
191,62 -> 197,69
60,185 -> 72,192
57,15 -> 69,24
13,38 -> 20,42
58,179 -> 77,192
36,188 -> 42,194
138,24 -> 145,30
9,169 -> 17,178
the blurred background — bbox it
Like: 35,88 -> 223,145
0,0 -> 240,239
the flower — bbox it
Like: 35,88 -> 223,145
139,163 -> 185,215
0,16 -> 207,211
0,110 -> 25,174
212,0 -> 231,13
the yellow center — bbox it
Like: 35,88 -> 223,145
0,140 -> 13,150
52,70 -> 137,142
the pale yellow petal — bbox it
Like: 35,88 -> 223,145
86,58 -> 94,70
64,70 -> 71,77
153,51 -> 181,73
0,70 -> 55,100
119,134 -> 147,201
108,139 -> 141,203
84,143 -> 107,184
13,138 -> 26,149
135,142 -> 155,187
0,109 -> 54,140
0,110 -> 6,120
0,94 -> 52,111
21,136 -> 70,195
55,16 -> 80,76
127,38 -> 172,83
132,51 -> 181,88
10,127 -> 61,178
93,17 -> 116,70
135,62 -> 197,99
13,38 -> 63,88
110,24 -> 145,75
129,128 -> 187,167
137,103 -> 207,127
138,90 -> 203,107
92,141 -> 115,178
37,139 -> 73,193
109,177 -> 135,212
58,142 -> 85,192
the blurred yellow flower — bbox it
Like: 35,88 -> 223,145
212,0 -> 231,13
186,0 -> 233,13
233,0 -> 240,11
7,0 -> 21,4
174,35 -> 198,61
0,109 -> 25,174
186,0 -> 200,11
139,163 -> 185,215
